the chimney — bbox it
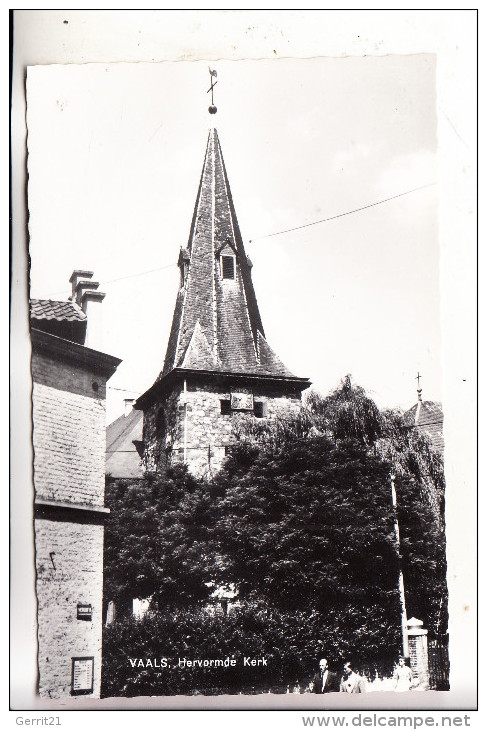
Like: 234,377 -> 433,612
81,288 -> 106,351
69,270 -> 94,301
124,398 -> 136,417
69,270 -> 106,351
74,279 -> 102,307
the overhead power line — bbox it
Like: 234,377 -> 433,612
101,262 -> 176,286
46,261 -> 177,298
108,386 -> 141,392
43,181 -> 436,297
248,182 -> 437,243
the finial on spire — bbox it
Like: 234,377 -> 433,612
207,68 -> 218,114
416,371 -> 423,402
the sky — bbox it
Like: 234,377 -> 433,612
26,55 -> 440,423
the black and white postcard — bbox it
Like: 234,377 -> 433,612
10,9 -> 478,718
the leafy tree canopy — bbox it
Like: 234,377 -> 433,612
104,376 -> 447,637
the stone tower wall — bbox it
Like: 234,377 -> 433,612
143,378 -> 303,477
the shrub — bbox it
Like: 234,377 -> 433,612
102,603 -> 399,697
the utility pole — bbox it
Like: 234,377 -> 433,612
391,473 -> 409,658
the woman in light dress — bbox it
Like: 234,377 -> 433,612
393,656 -> 413,691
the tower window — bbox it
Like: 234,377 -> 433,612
220,399 -> 231,415
155,407 -> 166,436
254,401 -> 267,419
221,255 -> 235,280
178,248 -> 190,288
179,264 -> 186,288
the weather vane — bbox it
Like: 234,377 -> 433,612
207,67 -> 218,114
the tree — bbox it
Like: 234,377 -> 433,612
223,376 -> 447,634
103,375 -> 447,676
379,408 -> 445,526
305,375 -> 383,446
103,465 -> 217,614
213,437 -> 398,608
305,377 -> 445,525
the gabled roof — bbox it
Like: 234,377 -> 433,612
405,399 -> 444,451
179,320 -> 219,370
154,128 -> 305,388
106,408 -> 144,478
30,298 -> 86,322
405,399 -> 443,427
30,298 -> 88,345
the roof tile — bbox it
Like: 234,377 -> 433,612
158,129 -> 301,383
30,299 -> 86,323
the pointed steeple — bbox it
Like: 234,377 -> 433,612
136,128 -> 310,475
160,129 -> 296,381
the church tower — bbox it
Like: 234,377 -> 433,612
135,128 -> 310,476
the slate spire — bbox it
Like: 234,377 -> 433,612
160,129 -> 295,381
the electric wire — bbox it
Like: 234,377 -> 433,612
249,182 -> 437,243
43,182 -> 436,297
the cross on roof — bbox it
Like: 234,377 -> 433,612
416,371 -> 423,403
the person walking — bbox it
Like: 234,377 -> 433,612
393,656 -> 413,691
339,661 -> 367,693
310,658 -> 339,693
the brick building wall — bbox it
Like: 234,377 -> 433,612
32,352 -> 107,507
34,517 -> 104,699
143,378 -> 303,476
31,329 -> 119,700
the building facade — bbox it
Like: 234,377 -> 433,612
136,129 -> 310,476
106,399 -> 144,479
31,272 -> 120,699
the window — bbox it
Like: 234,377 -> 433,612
179,265 -> 186,288
253,402 -> 267,419
220,399 -> 231,415
178,248 -> 190,288
155,407 -> 166,435
221,255 -> 235,280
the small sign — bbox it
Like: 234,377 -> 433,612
77,603 -> 92,621
231,391 -> 254,411
71,657 -> 94,695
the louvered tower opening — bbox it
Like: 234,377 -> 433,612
221,255 -> 235,280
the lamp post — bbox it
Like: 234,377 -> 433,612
391,473 -> 409,658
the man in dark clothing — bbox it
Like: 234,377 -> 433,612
310,658 -> 339,693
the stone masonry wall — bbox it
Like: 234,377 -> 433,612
35,518 -> 104,699
143,387 -> 181,473
32,352 -> 107,506
143,378 -> 303,477
32,349 -> 109,699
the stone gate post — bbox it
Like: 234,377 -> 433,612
407,617 -> 429,689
